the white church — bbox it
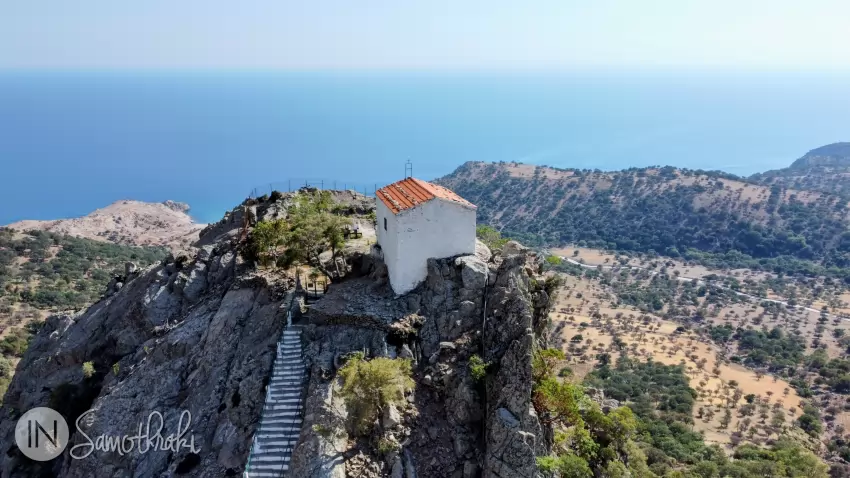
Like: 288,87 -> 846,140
375,177 -> 477,295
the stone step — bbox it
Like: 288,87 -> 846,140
274,359 -> 304,366
258,418 -> 302,426
256,435 -> 300,443
245,327 -> 306,477
268,392 -> 302,400
256,432 -> 300,441
277,352 -> 300,358
250,456 -> 292,465
268,388 -> 303,396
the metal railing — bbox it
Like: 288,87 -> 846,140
247,179 -> 393,200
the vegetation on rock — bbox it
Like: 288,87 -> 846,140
0,228 -> 164,310
583,356 -> 828,477
338,353 -> 413,435
245,190 -> 352,279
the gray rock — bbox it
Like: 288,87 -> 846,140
463,460 -> 479,478
406,294 -> 421,312
404,448 -> 417,478
502,240 -> 528,257
383,403 -> 403,429
458,300 -> 476,317
197,244 -> 215,262
601,398 -> 620,412
105,277 -> 117,296
124,261 -> 138,276
182,262 -> 208,302
454,256 -> 487,290
391,457 -> 404,478
454,435 -> 469,457
497,407 -> 520,428
474,239 -> 492,263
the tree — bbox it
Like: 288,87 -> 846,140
537,453 -> 592,478
797,404 -> 823,437
533,348 -> 566,382
338,353 -> 413,435
533,378 -> 583,427
282,192 -> 351,280
0,356 -> 11,378
476,225 -> 508,250
249,219 -> 287,266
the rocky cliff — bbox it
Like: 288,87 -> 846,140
289,240 -> 552,478
0,191 -> 551,478
0,200 -> 293,477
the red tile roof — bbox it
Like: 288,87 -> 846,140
376,177 -> 476,214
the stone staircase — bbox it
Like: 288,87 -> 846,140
244,327 -> 306,477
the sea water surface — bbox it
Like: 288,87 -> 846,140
1,70 -> 849,224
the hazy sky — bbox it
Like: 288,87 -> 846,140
2,0 -> 849,70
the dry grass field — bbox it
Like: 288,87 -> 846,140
544,247 -> 850,447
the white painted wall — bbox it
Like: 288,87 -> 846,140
375,199 -> 397,267
377,198 -> 476,295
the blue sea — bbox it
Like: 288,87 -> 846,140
1,70 -> 849,225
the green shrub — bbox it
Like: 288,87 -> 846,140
469,354 -> 488,382
82,361 -> 95,379
338,353 -> 413,435
0,356 -> 12,379
476,225 -> 509,250
377,437 -> 400,455
0,328 -> 31,358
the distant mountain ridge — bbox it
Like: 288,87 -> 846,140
436,144 -> 850,276
749,142 -> 850,196
5,200 -> 204,251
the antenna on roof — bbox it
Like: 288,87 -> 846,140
405,159 -> 413,178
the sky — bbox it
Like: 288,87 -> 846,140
2,0 -> 849,70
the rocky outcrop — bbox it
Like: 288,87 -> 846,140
5,200 -> 204,251
0,210 -> 295,478
289,246 -> 550,478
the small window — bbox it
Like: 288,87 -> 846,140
383,217 -> 387,231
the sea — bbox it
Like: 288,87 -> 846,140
1,70 -> 849,225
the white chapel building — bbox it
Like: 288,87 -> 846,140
375,177 -> 477,295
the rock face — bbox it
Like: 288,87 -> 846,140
289,246 -> 550,478
0,206 -> 295,478
0,190 -> 551,478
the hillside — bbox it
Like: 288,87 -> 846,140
751,142 -> 850,196
436,161 -> 850,277
6,200 -> 204,251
